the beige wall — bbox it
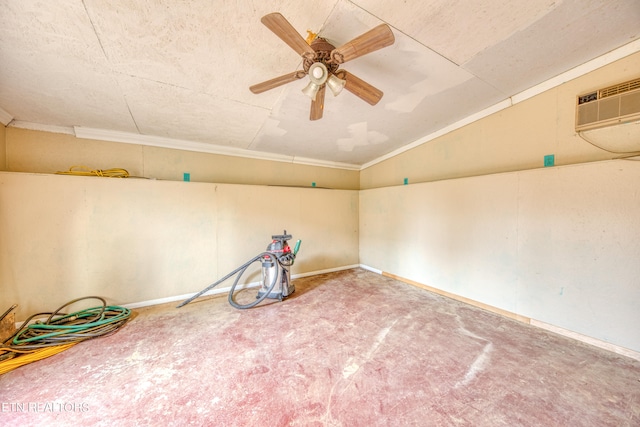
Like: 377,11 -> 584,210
0,123 -> 6,171
0,171 -> 359,321
360,160 -> 640,353
5,127 -> 360,190
360,52 -> 640,189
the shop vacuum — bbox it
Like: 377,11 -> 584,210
177,231 -> 301,310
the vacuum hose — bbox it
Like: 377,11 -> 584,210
176,252 -> 281,310
228,252 -> 280,310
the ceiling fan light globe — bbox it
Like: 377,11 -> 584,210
312,67 -> 324,79
302,81 -> 321,101
327,74 -> 346,96
308,62 -> 328,85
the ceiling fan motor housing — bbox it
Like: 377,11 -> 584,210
304,37 -> 339,76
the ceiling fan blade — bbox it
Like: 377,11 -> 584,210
250,71 -> 306,94
310,85 -> 326,121
331,24 -> 395,64
339,71 -> 383,106
261,13 -> 316,58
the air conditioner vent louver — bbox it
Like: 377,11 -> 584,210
576,77 -> 640,131
599,78 -> 640,99
575,77 -> 640,154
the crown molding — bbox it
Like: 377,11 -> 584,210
9,120 -> 75,134
74,127 -> 360,171
290,155 -> 360,170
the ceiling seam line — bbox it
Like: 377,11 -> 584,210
81,1 -> 141,133
81,0 -> 110,63
348,0 -> 462,69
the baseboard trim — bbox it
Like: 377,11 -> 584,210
123,282 -> 261,309
292,264 -> 361,278
359,264 -> 383,274
381,271 -> 531,323
123,264 -> 360,310
530,319 -> 640,361
365,267 -> 640,361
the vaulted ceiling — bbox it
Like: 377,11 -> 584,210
1,1 -> 639,168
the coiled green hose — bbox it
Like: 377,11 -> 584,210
6,296 -> 131,350
0,296 -> 132,374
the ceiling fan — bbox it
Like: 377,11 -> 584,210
249,13 -> 395,121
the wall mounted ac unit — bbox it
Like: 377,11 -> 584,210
575,77 -> 640,153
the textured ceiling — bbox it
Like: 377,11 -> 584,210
1,0 -> 639,168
